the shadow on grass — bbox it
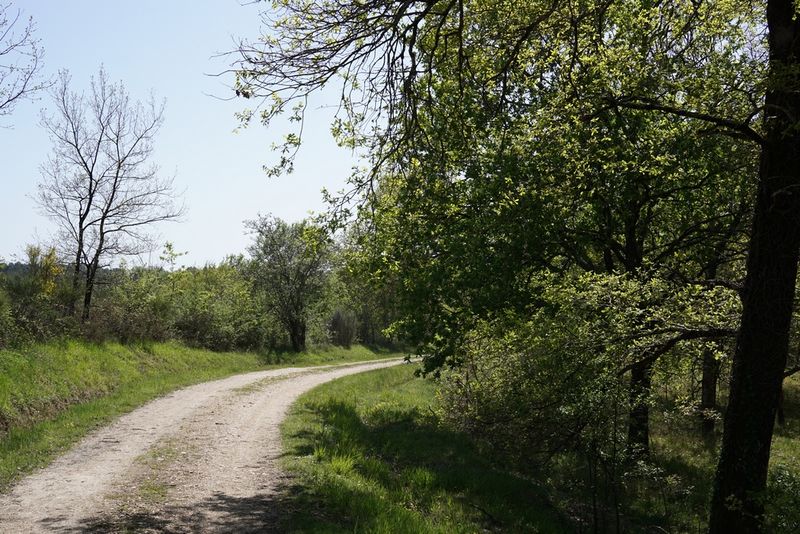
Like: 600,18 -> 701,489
253,344 -> 402,366
278,399 -> 569,533
256,348 -> 299,366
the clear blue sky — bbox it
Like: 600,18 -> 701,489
0,1 -> 355,266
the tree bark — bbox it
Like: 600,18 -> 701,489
708,3 -> 800,531
81,275 -> 94,322
82,260 -> 99,322
81,231 -> 105,322
288,319 -> 306,352
69,254 -> 81,317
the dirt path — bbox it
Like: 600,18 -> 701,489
0,359 -> 404,533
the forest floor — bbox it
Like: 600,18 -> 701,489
0,358 -> 404,533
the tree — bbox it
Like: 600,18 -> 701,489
236,1 -> 797,529
338,226 -> 400,347
36,67 -> 181,320
706,5 -> 800,531
246,216 -> 330,352
0,2 -> 47,119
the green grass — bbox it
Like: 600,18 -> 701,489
0,340 -> 399,491
279,366 -> 800,533
278,364 -> 568,533
767,375 -> 800,533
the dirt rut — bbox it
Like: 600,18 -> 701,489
0,359 -> 404,533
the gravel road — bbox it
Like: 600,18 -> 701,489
0,358 -> 404,533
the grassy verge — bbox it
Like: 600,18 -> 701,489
279,367 -> 800,533
0,340 -> 398,491
278,364 -> 568,533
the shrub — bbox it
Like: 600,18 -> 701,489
171,264 -> 267,351
0,246 -> 75,344
93,268 -> 174,343
0,287 -> 18,348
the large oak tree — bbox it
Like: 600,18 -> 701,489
235,1 -> 799,530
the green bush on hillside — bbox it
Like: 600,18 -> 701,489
91,263 -> 277,351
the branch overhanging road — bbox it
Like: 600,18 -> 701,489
0,358 -> 405,533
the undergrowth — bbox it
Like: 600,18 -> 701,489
279,367 -> 800,533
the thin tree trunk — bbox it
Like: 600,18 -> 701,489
708,4 -> 800,530
81,261 -> 98,322
699,260 -> 723,437
81,230 -> 105,322
627,359 -> 653,458
69,246 -> 83,317
700,347 -> 720,436
288,319 -> 306,352
69,260 -> 80,316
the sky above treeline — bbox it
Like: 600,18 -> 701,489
0,1 -> 354,267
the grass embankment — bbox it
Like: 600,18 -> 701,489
279,364 -> 568,533
0,340 -> 397,491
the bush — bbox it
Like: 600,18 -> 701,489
171,264 -> 267,351
0,247 -> 76,345
767,466 -> 800,533
93,268 -> 174,343
0,288 -> 17,348
437,316 -> 624,465
93,263 -> 273,351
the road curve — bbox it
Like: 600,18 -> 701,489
0,358 -> 404,533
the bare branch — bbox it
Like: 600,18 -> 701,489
601,96 -> 765,145
0,2 -> 49,120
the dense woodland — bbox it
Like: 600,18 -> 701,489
4,0 -> 800,532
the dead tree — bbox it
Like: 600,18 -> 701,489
36,67 -> 182,320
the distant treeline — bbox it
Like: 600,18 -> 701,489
0,218 -> 398,353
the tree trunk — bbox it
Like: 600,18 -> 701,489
627,359 -> 653,458
81,262 -> 97,322
700,347 -> 720,436
708,4 -> 800,531
69,252 -> 81,317
289,319 -> 306,352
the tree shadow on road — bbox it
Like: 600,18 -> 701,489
65,482 -> 309,533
